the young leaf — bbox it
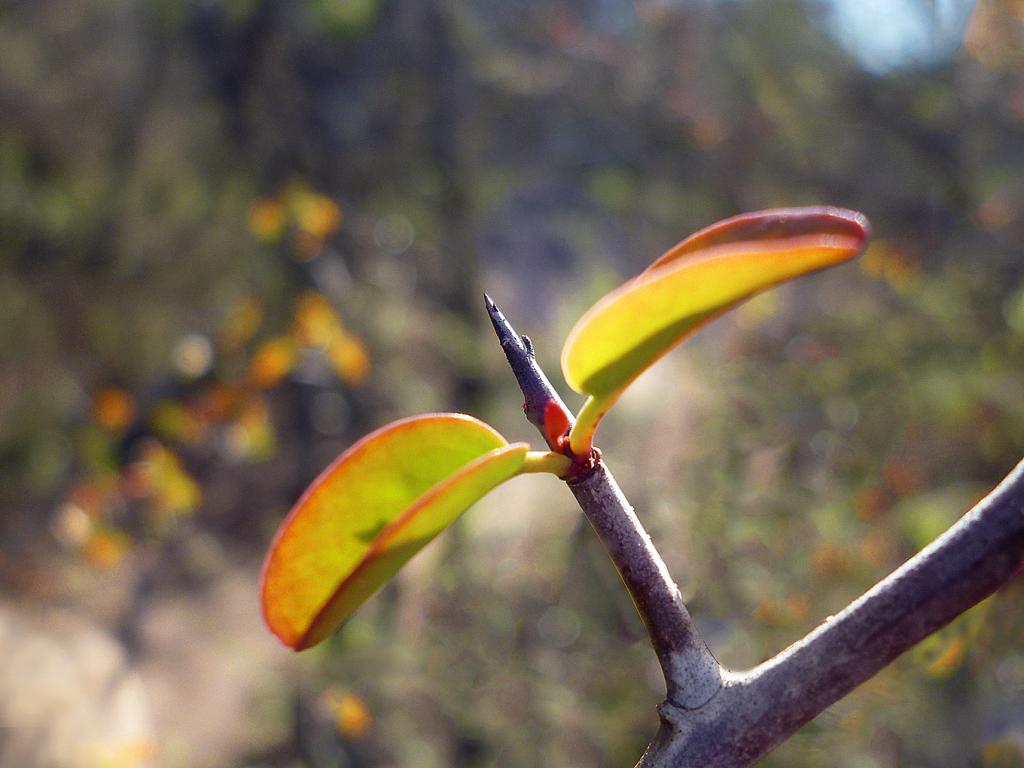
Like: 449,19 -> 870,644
261,413 -> 529,650
562,207 -> 870,455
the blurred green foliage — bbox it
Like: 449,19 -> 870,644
0,1 -> 1023,766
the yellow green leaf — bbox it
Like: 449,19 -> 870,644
261,413 -> 528,649
562,207 -> 869,454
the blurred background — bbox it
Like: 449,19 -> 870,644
1,0 -> 1023,766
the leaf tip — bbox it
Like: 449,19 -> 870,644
847,208 -> 872,247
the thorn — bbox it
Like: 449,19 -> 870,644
484,293 -> 519,350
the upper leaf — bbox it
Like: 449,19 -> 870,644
261,413 -> 528,650
561,207 -> 870,400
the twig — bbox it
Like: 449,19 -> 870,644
485,295 -> 722,709
484,294 -> 574,449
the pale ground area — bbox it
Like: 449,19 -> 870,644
0,602 -> 154,768
0,570 -> 293,768
134,573 -> 293,767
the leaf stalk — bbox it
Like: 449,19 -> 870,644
568,393 -> 610,457
521,450 -> 574,477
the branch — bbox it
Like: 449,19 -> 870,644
486,296 -> 1024,766
485,295 -> 722,709
639,458 -> 1024,767
568,464 -> 724,709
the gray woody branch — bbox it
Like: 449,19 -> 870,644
485,295 -> 722,710
486,295 -> 1024,768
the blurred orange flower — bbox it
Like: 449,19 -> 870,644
249,198 -> 287,242
248,336 -> 299,389
93,388 -> 135,432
